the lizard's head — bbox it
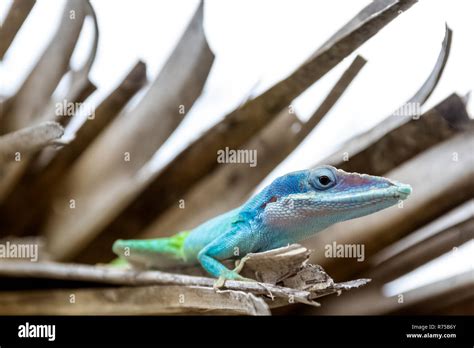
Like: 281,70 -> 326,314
263,165 -> 412,231
305,165 -> 412,219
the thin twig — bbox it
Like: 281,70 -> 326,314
0,0 -> 36,59
0,122 -> 63,165
317,25 -> 454,174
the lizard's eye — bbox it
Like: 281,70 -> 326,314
318,175 -> 331,186
310,167 -> 337,190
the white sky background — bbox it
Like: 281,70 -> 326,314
1,0 -> 473,296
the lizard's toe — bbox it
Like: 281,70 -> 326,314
213,271 -> 257,288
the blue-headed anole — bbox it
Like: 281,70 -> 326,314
112,165 -> 412,286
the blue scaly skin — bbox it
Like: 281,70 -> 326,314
113,165 -> 412,284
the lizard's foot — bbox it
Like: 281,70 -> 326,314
213,255 -> 256,288
213,270 -> 257,289
233,255 -> 251,274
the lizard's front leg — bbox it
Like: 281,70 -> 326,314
197,232 -> 256,288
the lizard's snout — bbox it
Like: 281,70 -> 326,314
396,183 -> 412,196
112,239 -> 126,256
391,182 -> 412,200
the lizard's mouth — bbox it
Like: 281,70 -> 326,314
266,182 -> 412,216
322,182 -> 412,207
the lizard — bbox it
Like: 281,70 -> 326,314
112,165 -> 412,286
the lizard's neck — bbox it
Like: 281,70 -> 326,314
241,178 -> 304,218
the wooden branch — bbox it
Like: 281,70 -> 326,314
37,0 -> 100,127
316,25 -> 454,174
0,285 -> 271,315
3,0 -> 98,174
95,0 -> 416,245
69,0 -> 99,89
40,61 -> 147,174
0,122 -> 63,165
0,62 -> 147,237
1,0 -> 88,133
0,244 -> 370,312
43,2 -> 215,261
0,0 -> 36,59
367,200 -> 474,282
0,0 -> 91,201
313,0 -> 404,56
0,78 -> 96,203
304,129 -> 474,281
389,270 -> 474,315
406,23 -> 452,105
0,96 -> 11,125
63,1 -> 213,179
76,55 -> 366,263
0,122 -> 63,201
307,270 -> 473,315
298,55 -> 367,138
318,93 -> 471,175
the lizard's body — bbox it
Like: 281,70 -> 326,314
113,165 -> 411,282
